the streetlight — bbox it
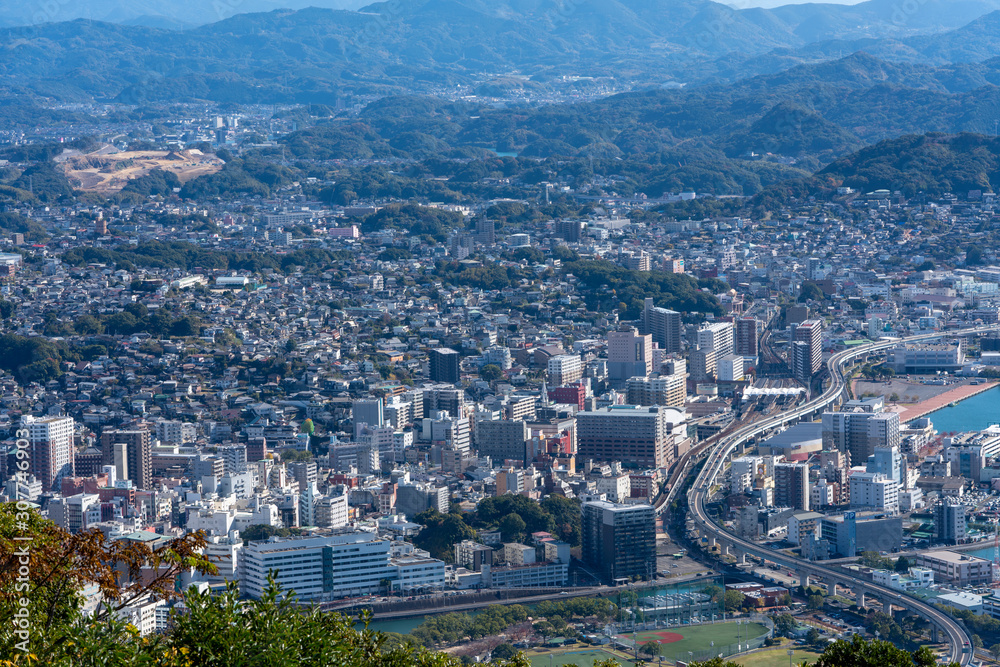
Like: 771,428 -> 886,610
788,648 -> 794,667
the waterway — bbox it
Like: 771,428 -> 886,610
916,386 -> 1000,433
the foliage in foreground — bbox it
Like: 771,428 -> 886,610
0,504 -> 529,667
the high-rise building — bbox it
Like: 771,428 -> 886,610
735,317 -> 759,356
474,419 -> 529,466
867,445 -> 902,485
556,220 -> 584,243
576,405 -> 687,468
791,319 -> 823,383
822,397 -> 896,466
547,354 -> 583,386
581,501 -> 655,583
774,462 -> 810,511
22,416 -> 75,491
607,326 -> 653,383
641,298 -> 682,354
353,398 -> 384,438
100,428 -> 152,490
935,500 -> 967,544
475,218 -> 496,245
429,348 -> 461,384
689,347 -> 717,382
697,322 -> 735,360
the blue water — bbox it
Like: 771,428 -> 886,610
910,386 -> 1000,433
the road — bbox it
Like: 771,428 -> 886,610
683,326 -> 1000,666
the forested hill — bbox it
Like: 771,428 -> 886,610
752,133 -> 1000,207
4,1 -> 1000,102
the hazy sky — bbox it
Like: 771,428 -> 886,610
732,0 -> 865,7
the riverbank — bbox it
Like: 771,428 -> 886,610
895,381 -> 998,424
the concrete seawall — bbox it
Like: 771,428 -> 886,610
897,381 -> 998,424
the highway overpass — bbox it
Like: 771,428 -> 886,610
683,326 -> 1000,666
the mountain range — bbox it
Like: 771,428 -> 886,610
5,0 -> 1000,105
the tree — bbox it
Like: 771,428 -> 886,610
300,418 -> 315,435
413,509 -> 477,562
806,628 -> 822,646
493,643 -> 518,661
894,556 -> 910,572
967,246 -> 984,266
990,643 -> 1000,661
499,513 -> 527,543
641,640 -> 661,656
807,594 -> 824,610
723,590 -> 744,612
815,635 -> 958,667
0,299 -> 15,319
972,634 -> 983,649
480,364 -> 503,382
772,613 -> 796,637
798,281 -> 825,303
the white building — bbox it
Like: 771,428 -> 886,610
717,354 -> 745,382
872,567 -> 934,591
849,472 -> 899,513
21,415 -> 75,491
241,532 -> 403,600
547,354 -> 583,386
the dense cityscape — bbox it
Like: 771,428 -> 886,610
7,1 -> 1000,667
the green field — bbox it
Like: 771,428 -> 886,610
626,622 -> 770,661
733,648 -> 822,667
527,647 -> 637,667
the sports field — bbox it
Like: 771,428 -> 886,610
733,648 -> 822,667
527,647 -> 637,667
625,622 -> 770,660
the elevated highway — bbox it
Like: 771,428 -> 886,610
683,326 -> 1000,666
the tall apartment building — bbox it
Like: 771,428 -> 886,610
476,217 -> 496,245
421,386 -> 463,419
474,419 -> 529,466
774,462 -> 810,511
22,415 -> 75,491
935,500 -> 967,544
100,428 -> 152,490
581,501 -> 655,583
697,322 -> 735,360
689,347 -> 717,382
641,298 -> 682,354
576,405 -> 686,468
425,411 -> 471,456
717,354 -> 744,382
607,326 -> 653,383
822,397 -> 897,465
620,250 -> 651,272
429,348 -> 461,383
735,317 -> 759,356
625,374 -> 686,408
791,319 -> 823,383
547,354 -> 583,386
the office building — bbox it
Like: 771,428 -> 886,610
581,501 -> 655,583
100,427 -> 152,490
849,472 -> 898,513
641,298 -> 682,354
396,482 -> 449,518
774,462 -> 810,511
23,415 -> 75,491
736,317 -> 759,356
888,343 -> 965,373
935,500 -> 967,544
353,398 -> 384,437
48,493 -> 101,533
241,532 -> 403,600
429,348 -> 461,383
791,320 -> 823,383
547,354 -> 583,386
576,405 -> 688,468
867,445 -> 902,485
915,551 -> 991,586
607,327 -> 653,384
820,512 -> 903,557
474,419 -> 529,466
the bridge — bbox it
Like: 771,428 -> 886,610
681,325 -> 1000,666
